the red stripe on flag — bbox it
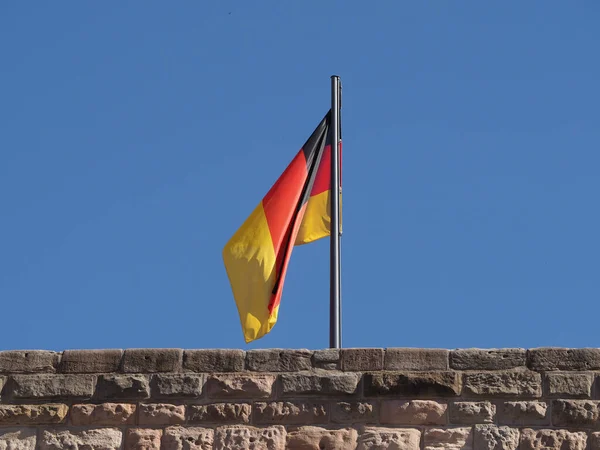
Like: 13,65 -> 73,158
310,144 -> 331,196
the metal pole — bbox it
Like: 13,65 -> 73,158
330,75 -> 341,349
338,80 -> 343,349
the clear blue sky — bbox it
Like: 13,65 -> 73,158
1,2 -> 599,351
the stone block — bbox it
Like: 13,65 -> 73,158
96,374 -> 150,399
286,427 -> 357,450
162,427 -> 214,450
498,401 -> 549,426
9,374 -> 95,400
253,401 -> 328,425
424,428 -> 472,450
280,371 -> 360,396
331,401 -> 377,424
139,403 -> 185,425
473,425 -> 519,450
122,348 -> 182,372
312,349 -> 340,370
450,349 -> 526,370
528,347 -> 600,371
0,404 -> 67,425
59,350 -> 122,373
552,399 -> 600,427
183,349 -> 245,372
546,372 -> 592,398
380,400 -> 447,425
364,371 -> 461,397
449,402 -> 495,424
213,425 -> 286,450
206,373 -> 275,399
151,374 -> 204,398
0,429 -> 36,450
357,427 -> 421,450
188,403 -> 251,424
246,349 -> 312,372
71,403 -> 136,426
0,351 -> 59,374
125,429 -> 161,450
520,429 -> 587,450
41,429 -> 122,450
462,371 -> 541,397
341,348 -> 384,371
385,348 -> 449,371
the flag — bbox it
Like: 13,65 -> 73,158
222,110 -> 341,343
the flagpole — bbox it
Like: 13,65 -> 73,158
330,75 -> 342,349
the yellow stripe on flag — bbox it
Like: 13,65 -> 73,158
295,190 -> 342,245
295,190 -> 330,245
222,203 -> 279,343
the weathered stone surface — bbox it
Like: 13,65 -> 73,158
424,428 -> 472,450
71,403 -> 136,425
449,402 -> 495,424
342,348 -> 384,371
139,403 -> 185,425
331,402 -> 377,424
357,427 -> 421,450
96,374 -> 150,399
163,427 -> 214,450
498,402 -> 549,426
254,401 -> 327,425
188,403 -> 251,424
41,429 -> 122,450
364,371 -> 461,397
206,374 -> 275,399
0,377 -> 5,395
125,429 -> 161,450
9,374 -> 95,399
520,429 -> 587,450
151,374 -> 204,397
546,372 -> 592,398
59,350 -> 122,373
473,425 -> 519,450
246,349 -> 312,372
213,425 -> 286,450
552,399 -> 600,427
528,347 -> 600,371
183,349 -> 245,372
0,429 -> 36,450
380,400 -> 447,425
312,349 -> 340,370
0,404 -> 67,425
122,348 -> 182,373
286,427 -> 357,450
11,345 -> 600,450
280,371 -> 360,396
0,351 -> 59,374
450,349 -> 526,370
462,371 -> 541,397
385,348 -> 449,371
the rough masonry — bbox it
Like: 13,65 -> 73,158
0,347 -> 599,449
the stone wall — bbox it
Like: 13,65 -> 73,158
0,347 -> 599,449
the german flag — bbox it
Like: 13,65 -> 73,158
222,110 -> 341,343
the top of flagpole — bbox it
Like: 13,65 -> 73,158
331,75 -> 341,109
